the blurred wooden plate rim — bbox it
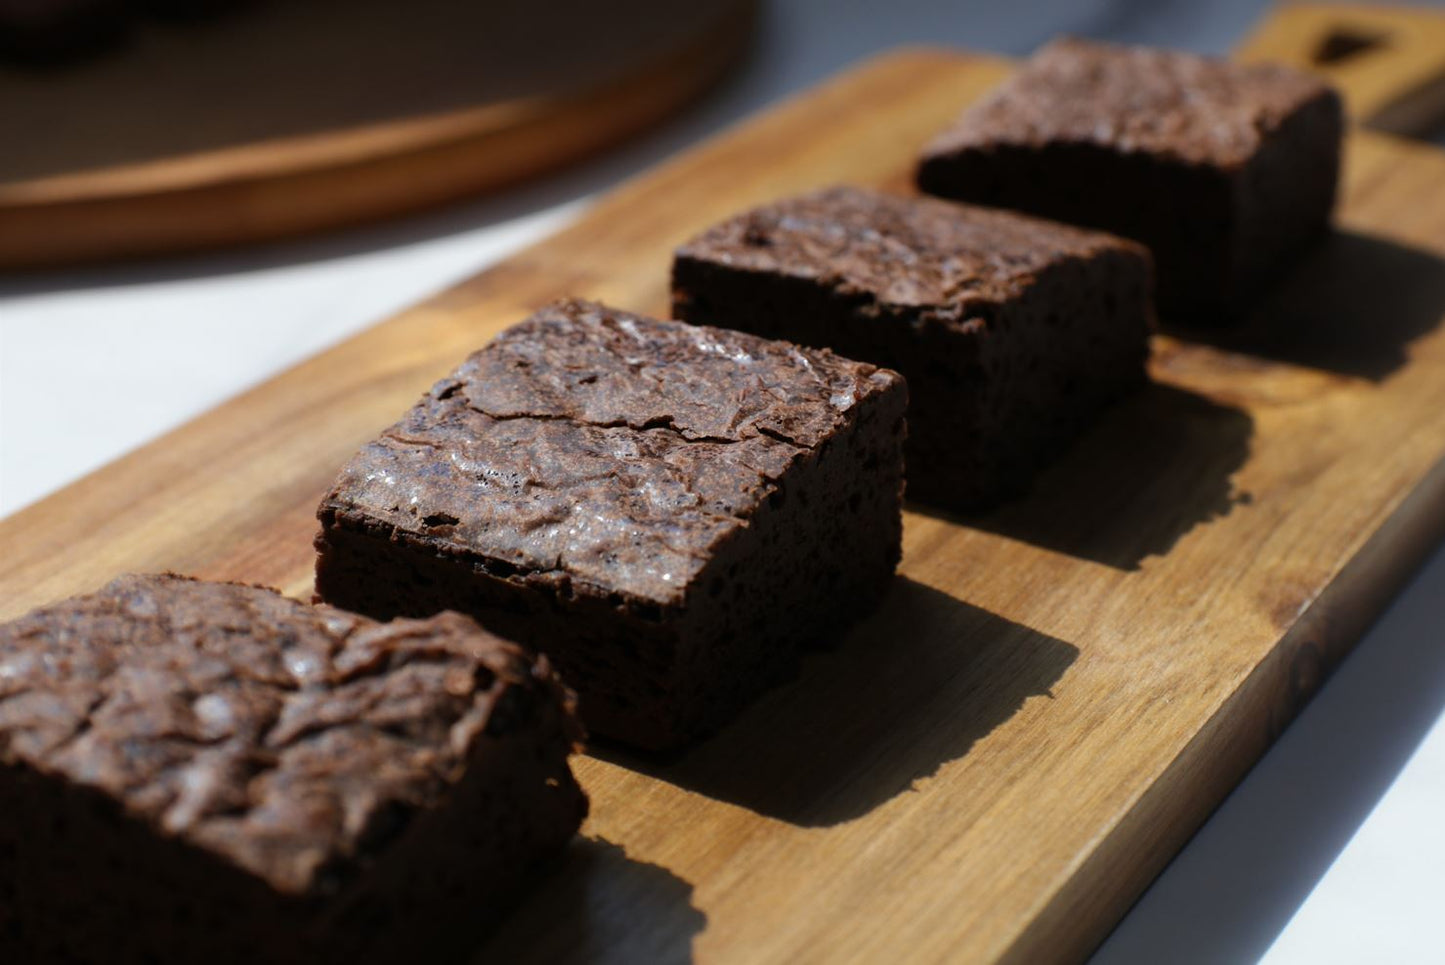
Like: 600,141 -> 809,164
0,0 -> 757,270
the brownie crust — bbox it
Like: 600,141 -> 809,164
916,37 -> 1343,320
672,185 -> 1153,510
0,573 -> 587,964
315,298 -> 908,749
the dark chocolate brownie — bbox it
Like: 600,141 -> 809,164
916,37 -> 1343,321
0,573 -> 587,965
314,298 -> 908,750
672,185 -> 1153,511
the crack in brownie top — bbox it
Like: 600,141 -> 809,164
676,185 -> 1141,317
923,37 -> 1336,169
464,298 -> 887,448
0,574 -> 564,898
321,299 -> 902,608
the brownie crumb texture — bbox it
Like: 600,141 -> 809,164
916,37 -> 1342,319
0,573 -> 587,964
673,185 -> 1153,510
316,298 -> 908,749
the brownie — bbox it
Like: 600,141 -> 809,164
671,185 -> 1153,511
916,37 -> 1343,321
314,298 -> 908,750
0,573 -> 587,965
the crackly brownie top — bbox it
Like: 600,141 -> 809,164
923,37 -> 1338,168
675,185 -> 1143,315
321,298 -> 902,607
0,573 -> 577,898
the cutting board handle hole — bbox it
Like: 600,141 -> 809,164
1312,26 -> 1391,66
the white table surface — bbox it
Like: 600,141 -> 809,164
3,1 -> 1444,961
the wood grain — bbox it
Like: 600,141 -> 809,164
0,0 -> 753,269
1237,2 -> 1445,135
5,47 -> 1445,964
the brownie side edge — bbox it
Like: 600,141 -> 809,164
315,370 -> 908,750
1228,86 -> 1343,309
0,575 -> 588,964
313,507 -> 691,749
673,237 -> 1149,510
916,139 -> 1234,321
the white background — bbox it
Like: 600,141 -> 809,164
3,1 -> 1444,960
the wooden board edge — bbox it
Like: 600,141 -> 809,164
1000,450 -> 1445,964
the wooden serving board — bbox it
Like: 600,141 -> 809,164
7,40 -> 1445,965
0,0 -> 753,269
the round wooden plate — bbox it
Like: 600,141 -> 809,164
0,0 -> 755,269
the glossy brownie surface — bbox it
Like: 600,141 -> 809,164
320,297 -> 904,609
916,37 -> 1342,320
676,184 -> 1146,315
0,572 -> 581,897
673,186 -> 1153,510
316,299 -> 909,748
924,36 -> 1335,169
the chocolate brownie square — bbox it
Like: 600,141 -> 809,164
0,573 -> 587,965
916,37 -> 1343,321
672,185 -> 1152,511
314,298 -> 907,750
